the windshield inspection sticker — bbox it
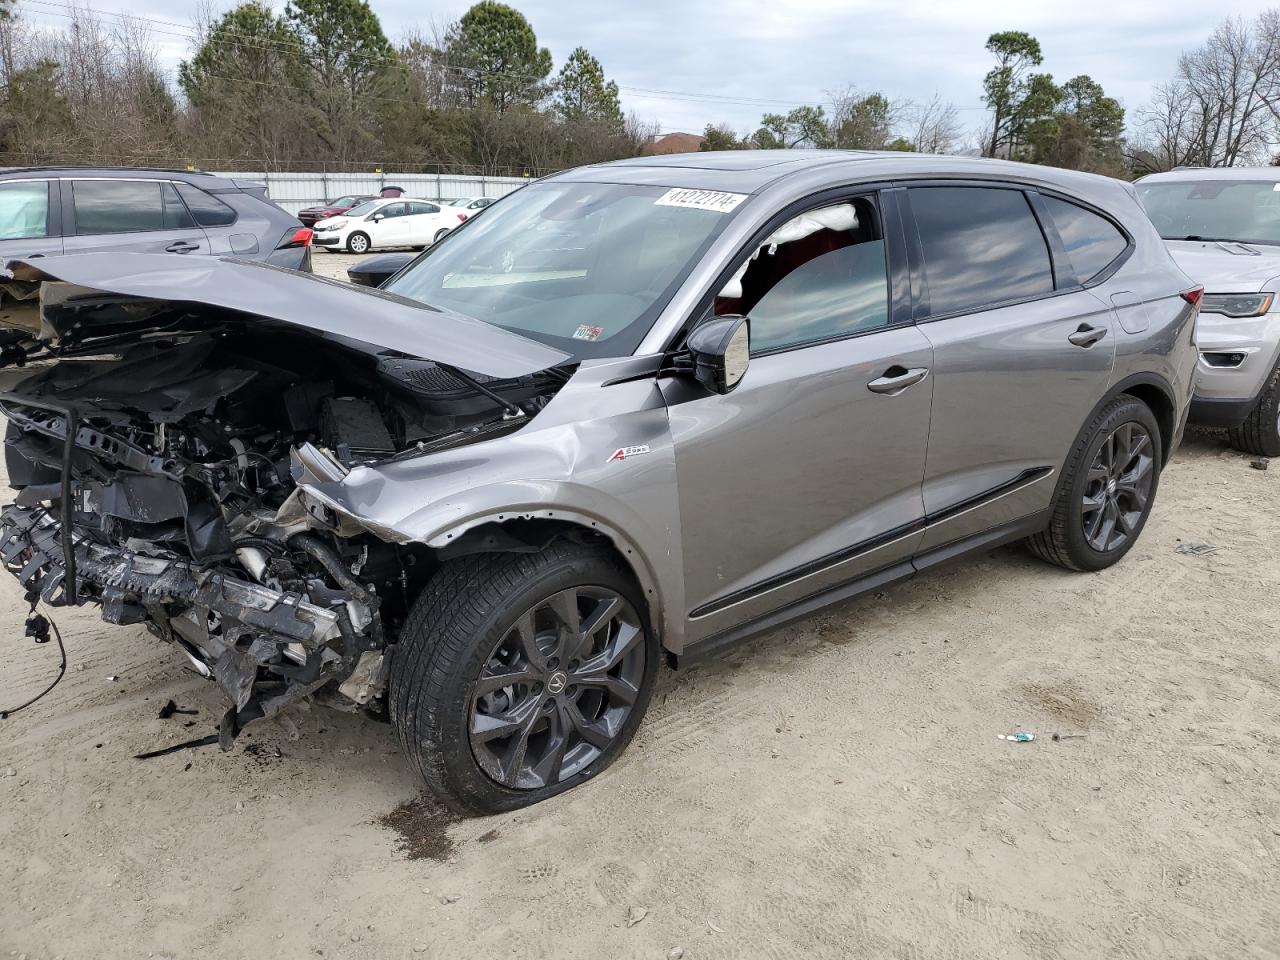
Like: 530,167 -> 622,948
573,324 -> 604,341
654,188 -> 748,213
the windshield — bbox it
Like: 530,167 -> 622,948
1137,180 -> 1280,246
444,198 -> 468,205
330,196 -> 357,206
383,181 -> 739,360
343,199 -> 381,218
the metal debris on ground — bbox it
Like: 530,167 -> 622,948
157,699 -> 198,720
1175,542 -> 1218,555
998,731 -> 1036,742
1051,733 -> 1086,741
1250,458 -> 1269,471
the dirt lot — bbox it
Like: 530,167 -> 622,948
1,264 -> 1278,958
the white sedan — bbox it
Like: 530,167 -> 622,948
312,198 -> 465,254
441,197 -> 497,217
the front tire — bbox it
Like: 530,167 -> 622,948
1227,361 -> 1280,457
1027,395 -> 1162,572
346,231 -> 371,254
389,541 -> 658,814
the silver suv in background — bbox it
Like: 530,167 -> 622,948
0,152 -> 1198,813
0,167 -> 311,271
1137,168 -> 1280,455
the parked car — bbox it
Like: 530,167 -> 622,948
1136,168 -> 1280,455
0,152 -> 1198,813
312,197 -> 465,253
346,250 -> 416,286
296,194 -> 375,227
442,196 -> 497,217
0,166 -> 312,270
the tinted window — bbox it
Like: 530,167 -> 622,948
379,202 -> 409,219
161,182 -> 195,230
73,180 -> 166,234
0,181 -> 50,239
174,183 -> 236,227
1136,180 -> 1280,246
1042,196 -> 1127,282
409,202 -> 438,215
910,186 -> 1054,314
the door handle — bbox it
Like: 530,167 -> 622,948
867,365 -> 930,395
1068,323 -> 1108,347
165,241 -> 200,254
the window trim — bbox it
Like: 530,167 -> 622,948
899,181 -> 1061,324
172,180 -> 238,228
0,178 -> 59,240
67,178 -> 209,237
1030,188 -> 1134,288
667,181 -> 911,360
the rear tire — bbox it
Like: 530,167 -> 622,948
389,541 -> 658,815
1226,361 -> 1280,457
346,232 -> 370,254
433,228 -> 450,242
1027,395 -> 1162,572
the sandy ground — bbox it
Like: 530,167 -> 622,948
1,264 -> 1278,958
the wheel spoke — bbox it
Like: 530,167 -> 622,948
499,709 -> 541,785
547,588 -> 581,659
474,662 -> 537,698
564,700 -> 613,750
1117,508 -> 1140,538
471,698 -> 534,744
578,596 -> 623,650
509,610 -> 546,672
1081,489 -> 1106,516
573,671 -> 639,705
531,709 -> 569,786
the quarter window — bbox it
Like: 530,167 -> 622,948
174,183 -> 237,227
909,186 -> 1054,315
0,181 -> 51,240
1042,195 -> 1127,282
715,197 -> 890,353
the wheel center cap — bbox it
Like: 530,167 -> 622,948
1106,478 -> 1118,496
547,672 -> 568,696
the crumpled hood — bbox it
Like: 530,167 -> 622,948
1165,240 -> 1280,293
7,253 -> 570,379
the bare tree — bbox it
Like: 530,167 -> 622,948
907,95 -> 962,154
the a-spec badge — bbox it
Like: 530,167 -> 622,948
607,444 -> 651,464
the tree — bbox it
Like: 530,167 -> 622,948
907,95 -> 962,154
754,106 -> 831,149
180,3 -> 312,167
829,88 -> 898,149
700,123 -> 748,150
553,46 -> 621,128
285,0 -> 394,158
0,60 -> 73,161
445,2 -> 552,116
982,30 -> 1043,158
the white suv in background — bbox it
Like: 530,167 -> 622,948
312,197 -> 464,254
1137,168 -> 1280,455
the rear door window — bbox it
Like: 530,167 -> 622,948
0,181 -> 52,239
409,202 -> 440,215
174,183 -> 237,227
73,180 -> 167,234
909,186 -> 1054,316
1041,195 -> 1128,282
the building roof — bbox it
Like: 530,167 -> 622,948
643,132 -> 707,156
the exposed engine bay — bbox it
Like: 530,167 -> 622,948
0,264 -> 568,740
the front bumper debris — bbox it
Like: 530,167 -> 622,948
0,503 -> 378,726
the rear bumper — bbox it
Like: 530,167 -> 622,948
1189,395 -> 1255,428
0,503 -> 375,718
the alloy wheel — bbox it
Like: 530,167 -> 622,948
469,586 -> 645,790
1082,421 -> 1154,552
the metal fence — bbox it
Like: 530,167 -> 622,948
210,170 -> 535,215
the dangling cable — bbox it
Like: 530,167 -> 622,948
0,599 -> 68,720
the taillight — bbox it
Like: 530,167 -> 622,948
278,227 -> 312,249
457,213 -> 467,222
1180,286 -> 1204,307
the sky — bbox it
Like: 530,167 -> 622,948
16,0 -> 1280,140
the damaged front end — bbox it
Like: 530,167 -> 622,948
0,255 -> 570,740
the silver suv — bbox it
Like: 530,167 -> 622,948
1137,168 -> 1280,455
0,166 -> 311,271
0,152 -> 1198,813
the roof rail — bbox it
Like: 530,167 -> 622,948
0,165 -> 208,175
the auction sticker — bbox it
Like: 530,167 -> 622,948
573,324 -> 604,341
654,188 -> 748,213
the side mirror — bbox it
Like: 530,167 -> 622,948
685,315 -> 750,394
370,214 -> 384,222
